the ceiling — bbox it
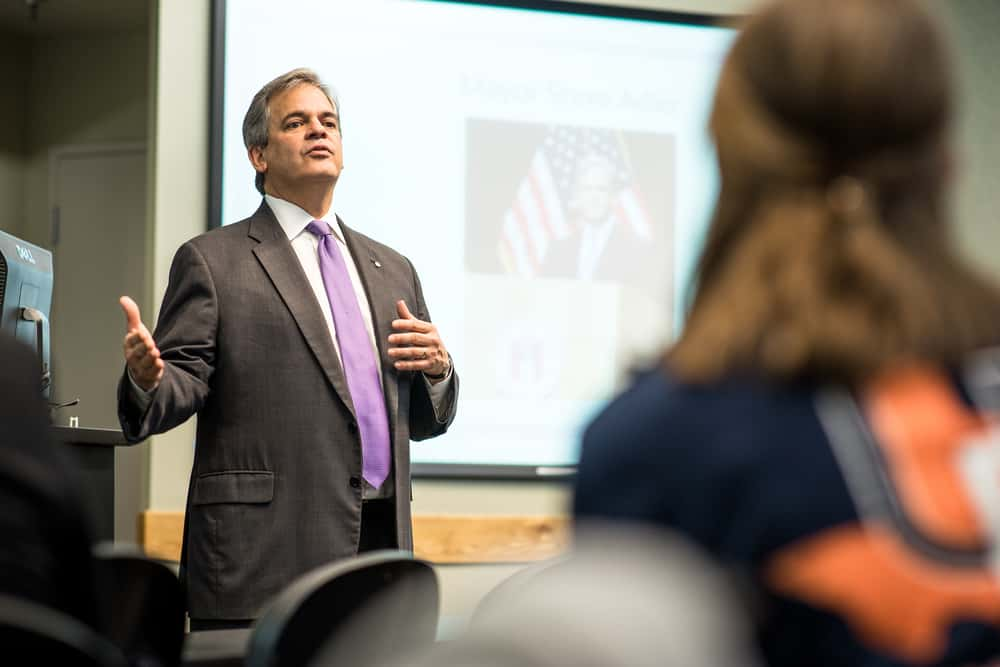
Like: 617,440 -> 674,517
0,0 -> 148,36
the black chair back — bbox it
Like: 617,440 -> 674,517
246,550 -> 438,667
0,444 -> 101,629
0,593 -> 126,666
92,543 -> 185,667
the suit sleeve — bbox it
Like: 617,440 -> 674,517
406,258 -> 458,441
117,241 -> 219,443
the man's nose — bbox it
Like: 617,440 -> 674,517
306,118 -> 327,138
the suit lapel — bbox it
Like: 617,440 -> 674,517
248,203 -> 357,418
339,218 -> 400,436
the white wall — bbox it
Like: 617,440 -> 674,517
144,0 -> 211,511
20,30 -> 148,249
0,31 -> 27,238
938,1 -> 1000,278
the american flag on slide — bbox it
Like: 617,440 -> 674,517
497,125 -> 653,277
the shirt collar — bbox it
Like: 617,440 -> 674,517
264,194 -> 345,243
580,214 -> 617,245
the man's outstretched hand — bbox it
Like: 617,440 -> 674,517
120,296 -> 164,392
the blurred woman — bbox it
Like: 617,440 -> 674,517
574,0 -> 1000,665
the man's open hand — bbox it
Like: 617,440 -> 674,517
120,296 -> 164,392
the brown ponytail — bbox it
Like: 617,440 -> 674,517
669,0 -> 1000,385
671,178 -> 951,384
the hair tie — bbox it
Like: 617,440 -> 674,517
826,176 -> 868,220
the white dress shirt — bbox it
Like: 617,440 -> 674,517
267,195 -> 384,376
576,215 -> 617,280
130,195 -> 453,498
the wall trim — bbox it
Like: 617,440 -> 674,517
138,511 -> 571,564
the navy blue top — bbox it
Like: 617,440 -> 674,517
574,367 -> 1000,666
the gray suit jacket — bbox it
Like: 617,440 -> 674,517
117,202 -> 458,619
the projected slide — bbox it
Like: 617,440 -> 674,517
219,0 -> 735,469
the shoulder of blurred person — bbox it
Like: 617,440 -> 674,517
574,351 -> 1000,665
573,365 -> 854,558
0,334 -> 100,629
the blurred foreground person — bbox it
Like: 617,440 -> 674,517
383,525 -> 759,667
575,0 -> 1000,665
0,334 -> 100,628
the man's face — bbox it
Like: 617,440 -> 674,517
569,156 -> 617,226
250,84 -> 343,193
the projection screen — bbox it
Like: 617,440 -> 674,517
212,0 -> 737,477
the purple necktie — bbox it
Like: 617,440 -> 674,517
307,220 -> 390,489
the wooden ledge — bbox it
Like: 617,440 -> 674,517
413,515 -> 570,563
139,511 -> 570,564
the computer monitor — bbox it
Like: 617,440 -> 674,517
0,230 -> 53,398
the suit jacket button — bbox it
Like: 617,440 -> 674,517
348,421 -> 358,434
349,476 -> 361,489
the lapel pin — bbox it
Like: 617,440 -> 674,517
372,258 -> 382,268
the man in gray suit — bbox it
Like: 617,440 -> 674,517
117,68 -> 458,629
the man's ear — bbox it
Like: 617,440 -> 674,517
248,145 -> 267,174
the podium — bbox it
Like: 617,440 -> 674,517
51,426 -> 128,542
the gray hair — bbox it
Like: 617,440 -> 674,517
242,68 -> 340,195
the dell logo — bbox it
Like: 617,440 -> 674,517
15,244 -> 36,265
